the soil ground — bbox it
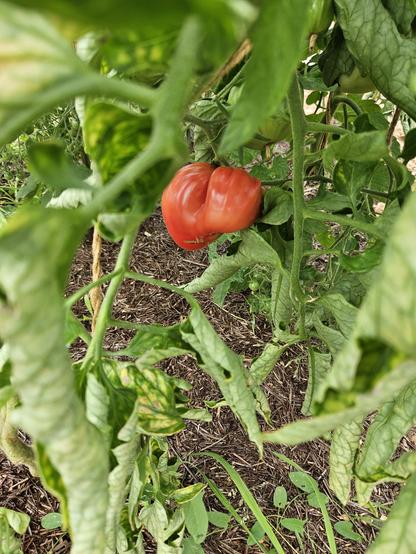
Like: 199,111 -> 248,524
0,210 -> 400,553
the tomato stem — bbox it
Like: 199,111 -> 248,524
303,208 -> 385,240
287,75 -> 306,337
306,121 -> 351,135
82,145 -> 163,217
332,95 -> 363,115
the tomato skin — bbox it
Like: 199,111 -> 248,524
161,163 -> 261,250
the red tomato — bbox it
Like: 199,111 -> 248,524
161,163 -> 262,250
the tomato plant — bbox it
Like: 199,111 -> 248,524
1,0 -> 416,552
161,163 -> 261,250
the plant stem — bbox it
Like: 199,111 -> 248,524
306,121 -> 351,135
82,146 -> 163,217
184,114 -> 224,130
0,73 -> 156,147
387,106 -> 401,145
332,95 -> 363,115
108,319 -> 143,330
303,208 -> 385,240
82,230 -> 138,367
65,270 -> 122,308
287,75 -> 306,337
361,188 -> 391,199
303,248 -> 341,258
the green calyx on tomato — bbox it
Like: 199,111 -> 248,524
161,163 -> 262,251
308,0 -> 334,35
338,65 -> 375,94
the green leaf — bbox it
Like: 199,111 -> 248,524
250,342 -> 285,386
261,189 -> 293,225
313,316 -> 346,357
220,0 -> 309,152
306,190 -> 352,212
320,191 -> 416,400
340,241 -> 384,273
401,128 -> 416,164
329,419 -> 363,505
119,323 -> 188,361
272,486 -> 288,509
34,443 -> 68,527
272,270 -> 296,339
263,360 -> 416,445
247,521 -> 265,546
201,451 -> 285,554
105,412 -> 141,554
317,293 -> 358,338
334,0 -> 416,120
185,230 -> 283,293
323,131 -> 388,168
383,0 -> 416,36
0,1 -> 89,146
0,508 -> 30,535
140,501 -> 185,550
333,160 -> 377,208
0,513 -> 24,554
27,141 -> 91,193
0,385 -> 14,409
84,102 -> 152,184
274,453 -> 337,554
354,379 -> 416,502
183,491 -> 208,544
280,518 -> 305,535
64,310 -> 89,347
212,278 -> 233,307
318,25 -> 355,87
334,521 -> 362,542
182,537 -> 205,554
302,350 -> 331,416
85,373 -> 111,443
307,492 -> 329,509
289,471 -> 317,494
133,366 -> 185,436
84,101 -> 171,241
174,483 -> 206,505
207,510 -> 231,530
0,207 -> 109,554
41,512 -> 62,530
128,272 -> 263,453
182,313 -> 262,451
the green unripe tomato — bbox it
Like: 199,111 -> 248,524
309,0 -> 334,35
338,66 -> 375,94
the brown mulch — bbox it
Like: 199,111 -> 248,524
1,209 -> 398,553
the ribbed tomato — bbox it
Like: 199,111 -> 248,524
161,163 -> 262,250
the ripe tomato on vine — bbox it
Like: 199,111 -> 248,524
161,163 -> 262,250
